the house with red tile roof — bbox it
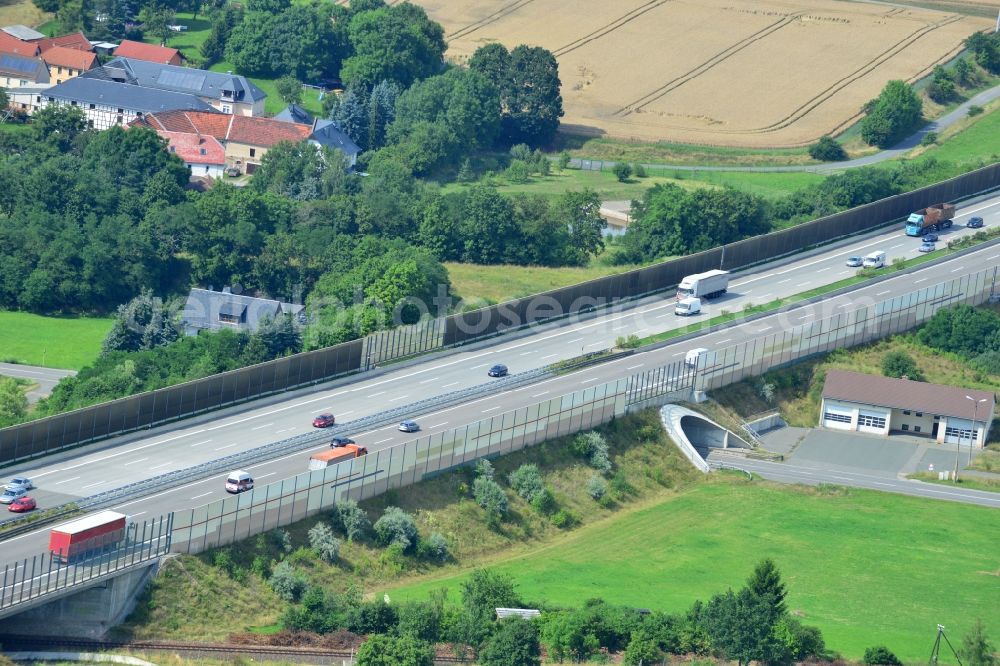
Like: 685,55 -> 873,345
41,45 -> 97,83
0,30 -> 39,57
113,39 -> 183,65
160,130 -> 226,178
35,31 -> 92,53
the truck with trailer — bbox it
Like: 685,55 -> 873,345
676,270 -> 729,300
905,203 -> 955,236
49,510 -> 127,564
308,444 -> 368,471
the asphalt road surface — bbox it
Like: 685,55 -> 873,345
0,364 -> 76,403
1,200 -> 999,562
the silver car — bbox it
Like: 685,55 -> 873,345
398,420 -> 420,433
845,256 -> 863,267
4,477 -> 34,493
0,487 -> 27,504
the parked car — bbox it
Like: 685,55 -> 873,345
919,241 -> 936,253
7,496 -> 36,513
4,477 -> 34,492
225,166 -> 241,177
330,436 -> 356,447
967,216 -> 984,228
488,364 -> 508,377
398,420 -> 420,433
312,413 -> 336,428
920,232 -> 939,243
845,256 -> 863,267
0,487 -> 27,504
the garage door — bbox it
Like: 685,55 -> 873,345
857,410 -> 887,434
823,404 -> 854,430
944,418 -> 977,445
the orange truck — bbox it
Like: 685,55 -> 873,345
308,444 -> 368,471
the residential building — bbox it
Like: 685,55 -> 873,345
85,57 -> 266,116
35,31 -> 92,53
132,108 -> 358,173
819,369 -> 995,446
162,130 -> 226,178
41,46 -> 97,83
0,52 -> 50,111
182,287 -> 304,335
0,30 -> 39,57
274,104 -> 361,166
113,39 -> 183,65
39,76 -> 213,129
1,24 -> 44,41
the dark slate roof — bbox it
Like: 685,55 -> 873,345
822,370 -> 995,421
83,57 -> 267,103
274,103 -> 313,124
182,288 -> 304,333
310,119 -> 360,157
44,76 -> 214,113
0,52 -> 48,82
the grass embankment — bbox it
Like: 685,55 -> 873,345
0,0 -> 50,29
908,471 -> 1000,493
0,310 -> 113,370
445,261 -> 642,304
386,482 -> 1000,663
712,334 -> 1000,429
552,134 -> 816,168
119,411 -> 702,640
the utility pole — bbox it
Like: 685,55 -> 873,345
966,395 -> 987,470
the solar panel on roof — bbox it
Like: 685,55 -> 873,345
156,69 -> 206,92
0,54 -> 39,75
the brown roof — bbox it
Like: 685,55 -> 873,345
113,39 -> 181,64
822,370 -> 995,420
134,109 -> 312,148
160,130 -> 226,165
35,31 -> 91,52
0,31 -> 39,56
41,45 -> 97,71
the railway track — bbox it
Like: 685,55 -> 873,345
0,635 -> 465,664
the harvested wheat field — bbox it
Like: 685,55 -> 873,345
415,0 -> 991,147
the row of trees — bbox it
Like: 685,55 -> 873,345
918,304 -> 1000,375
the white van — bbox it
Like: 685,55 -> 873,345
862,250 -> 886,269
225,470 -> 253,494
675,297 -> 702,316
685,348 -> 709,367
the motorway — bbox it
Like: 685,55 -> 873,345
708,454 -> 1000,509
0,200 -> 999,562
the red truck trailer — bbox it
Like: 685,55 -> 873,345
49,510 -> 127,563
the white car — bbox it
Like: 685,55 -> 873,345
4,477 -> 33,492
0,487 -> 27,504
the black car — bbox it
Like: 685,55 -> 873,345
487,364 -> 508,377
921,232 -> 939,243
330,436 -> 355,447
967,216 -> 984,229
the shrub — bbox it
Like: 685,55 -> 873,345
632,163 -> 647,178
969,104 -> 985,117
506,160 -> 531,184
269,561 -> 306,601
586,475 -> 608,501
558,151 -> 572,170
508,464 -> 545,502
356,633 -> 434,666
474,477 -> 508,524
807,136 -> 847,161
307,522 -> 341,562
270,528 -> 292,554
337,499 -> 371,542
613,162 -> 632,182
921,131 -> 938,146
550,509 -> 578,529
416,532 -> 450,562
348,599 -> 399,634
864,646 -> 902,666
881,350 -> 924,381
530,487 -> 556,515
609,470 -> 635,499
476,458 -> 496,481
374,506 -> 419,550
510,143 -> 533,161
572,431 -> 613,474
616,334 -> 641,349
397,601 -> 443,642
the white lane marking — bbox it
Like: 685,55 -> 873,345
568,337 -> 583,344
520,351 -> 535,355
951,267 -> 964,273
214,443 -> 239,451
626,364 -> 644,370
149,462 -> 173,471
656,313 -> 671,319
59,428 -> 207,472
338,411 -> 354,417
251,422 -> 273,431
889,243 -> 903,249
717,339 -> 732,344
672,351 -> 684,357
442,382 -> 460,388
54,477 -> 80,485
532,391 -> 550,397
372,438 -> 392,445
256,473 -> 276,480
482,406 -> 502,413
189,439 -> 212,447
418,377 -> 439,384
82,481 -> 105,489
542,354 -> 559,360
123,458 -> 148,466
367,391 -> 386,398
429,422 -> 448,428
837,303 -> 849,308
130,512 -> 146,518
275,428 -> 292,434
579,377 -> 599,384
816,267 -> 830,272
872,482 -> 895,487
989,254 -> 1000,260
875,290 -> 890,296
776,278 -> 791,284
914,278 -> 927,284
471,364 -> 488,369
388,395 -> 409,402
190,492 -> 213,500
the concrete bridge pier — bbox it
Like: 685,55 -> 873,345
0,561 -> 159,639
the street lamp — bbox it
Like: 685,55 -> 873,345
966,395 -> 988,472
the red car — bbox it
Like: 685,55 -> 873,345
312,413 -> 336,428
8,496 -> 36,513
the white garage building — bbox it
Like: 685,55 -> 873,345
820,370 -> 994,447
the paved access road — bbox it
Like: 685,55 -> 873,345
0,364 -> 76,402
0,225 -> 997,562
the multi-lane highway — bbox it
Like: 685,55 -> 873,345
1,199 -> 999,562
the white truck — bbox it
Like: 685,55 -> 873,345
676,270 -> 729,300
862,250 -> 886,269
674,297 -> 702,316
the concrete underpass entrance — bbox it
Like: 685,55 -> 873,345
659,404 -> 751,472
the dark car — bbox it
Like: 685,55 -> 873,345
967,216 -> 984,228
312,413 -> 336,428
920,232 -> 939,243
8,496 -> 35,513
487,364 -> 509,377
330,436 -> 356,447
